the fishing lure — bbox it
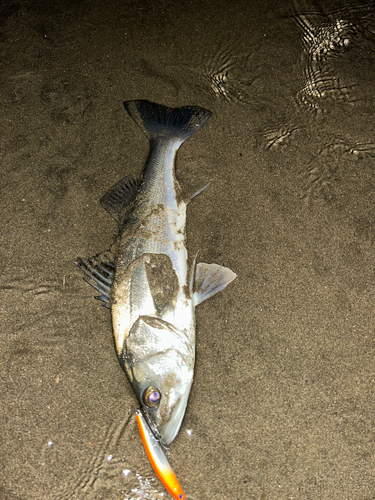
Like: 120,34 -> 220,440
136,410 -> 185,500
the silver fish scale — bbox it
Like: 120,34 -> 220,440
78,100 -> 236,448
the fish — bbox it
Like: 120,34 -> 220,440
77,100 -> 236,497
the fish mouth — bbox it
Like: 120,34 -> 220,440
141,389 -> 189,447
141,407 -> 170,451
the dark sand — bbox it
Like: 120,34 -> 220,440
1,0 -> 375,498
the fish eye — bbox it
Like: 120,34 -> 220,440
143,386 -> 161,407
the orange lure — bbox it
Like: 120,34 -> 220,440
136,410 -> 185,500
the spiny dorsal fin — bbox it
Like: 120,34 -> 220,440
100,176 -> 142,231
193,262 -> 237,306
76,252 -> 115,308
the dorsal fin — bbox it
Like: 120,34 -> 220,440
100,176 -> 142,231
76,252 -> 115,308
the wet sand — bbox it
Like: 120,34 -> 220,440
1,0 -> 375,498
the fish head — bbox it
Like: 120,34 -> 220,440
122,316 -> 194,447
136,351 -> 193,446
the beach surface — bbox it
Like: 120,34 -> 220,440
1,0 -> 375,498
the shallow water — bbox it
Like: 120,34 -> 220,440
1,0 -> 375,498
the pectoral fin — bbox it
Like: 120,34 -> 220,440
193,262 -> 236,306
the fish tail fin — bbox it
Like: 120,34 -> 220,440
124,100 -> 212,143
